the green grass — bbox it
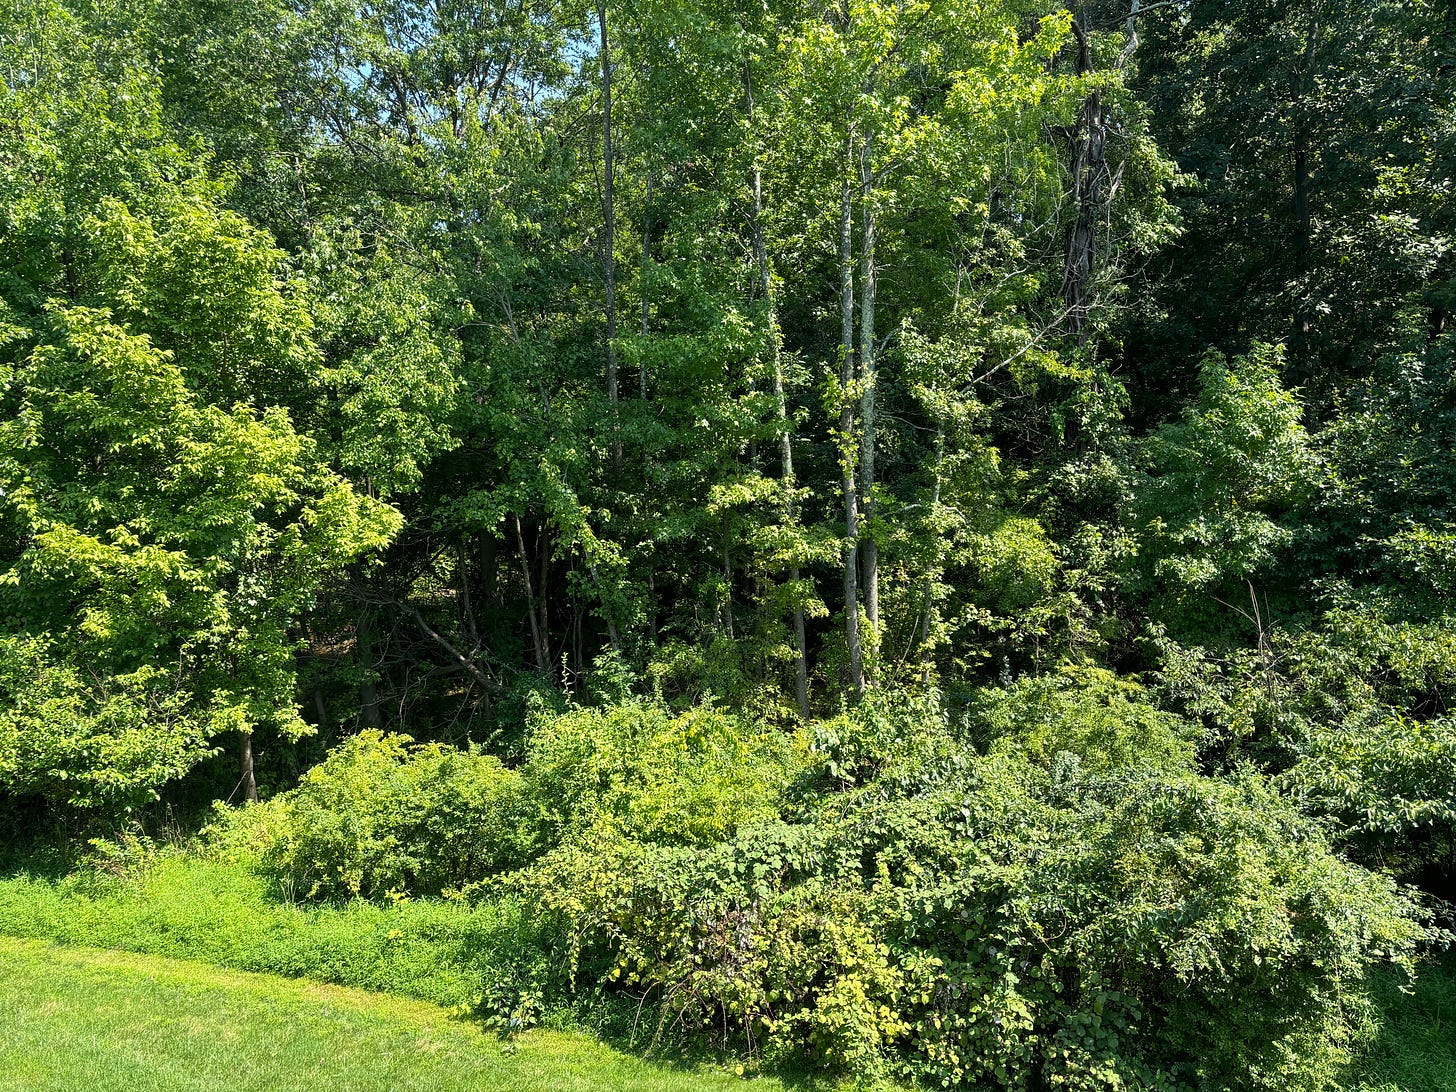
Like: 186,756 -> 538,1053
1346,951 -> 1456,1092
0,936 -> 780,1092
0,851 -> 524,1008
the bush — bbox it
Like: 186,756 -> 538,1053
236,731 -> 528,900
1282,711 -> 1456,886
149,692 -> 1437,1089
520,703 -> 1427,1091
970,665 -> 1200,775
520,698 -> 802,848
803,687 -> 958,789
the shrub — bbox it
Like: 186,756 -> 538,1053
1282,711 -> 1456,885
803,686 -> 957,789
970,665 -> 1200,774
520,698 -> 802,847
237,731 -> 528,900
522,735 -> 1426,1090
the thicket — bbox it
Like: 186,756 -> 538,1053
3,0 -> 1455,1087
202,686 -> 1429,1090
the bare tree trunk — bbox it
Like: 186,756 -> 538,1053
640,171 -> 652,397
857,130 -> 879,663
598,4 -> 621,464
484,533 -> 503,613
514,514 -> 549,672
838,136 -> 864,696
239,730 -> 258,804
748,70 -> 809,717
1293,23 -> 1317,266
572,593 -> 583,685
459,541 -> 480,649
1291,22 -> 1318,372
357,602 -> 382,728
1061,14 -> 1105,343
539,522 -> 551,669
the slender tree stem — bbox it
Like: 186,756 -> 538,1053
857,129 -> 879,663
839,130 -> 864,696
598,4 -> 621,464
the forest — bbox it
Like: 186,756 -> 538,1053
2,0 -> 1455,1088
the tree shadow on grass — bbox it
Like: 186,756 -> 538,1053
516,988 -> 862,1091
0,830 -> 82,882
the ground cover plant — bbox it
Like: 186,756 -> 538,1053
1346,957 -> 1456,1092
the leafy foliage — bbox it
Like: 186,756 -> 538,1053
241,731 -> 527,901
1,0 -> 1453,1087
521,699 -> 1425,1090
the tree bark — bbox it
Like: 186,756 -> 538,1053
839,134 -> 864,696
539,522 -> 551,669
357,601 -> 382,728
640,171 -> 652,397
1061,14 -> 1106,343
598,4 -> 621,464
1291,22 -> 1318,371
239,730 -> 258,804
514,514 -> 549,672
857,130 -> 879,659
748,69 -> 809,717
459,541 -> 480,649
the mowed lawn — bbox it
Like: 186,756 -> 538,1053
0,937 -> 777,1092
2,929 -> 1451,1092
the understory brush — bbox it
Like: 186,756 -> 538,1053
4,685 -> 1443,1091
211,689 -> 1437,1090
524,759 -> 1424,1090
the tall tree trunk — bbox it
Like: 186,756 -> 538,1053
1293,24 -> 1317,265
357,601 -> 382,728
640,171 -> 652,397
857,130 -> 879,662
481,532 -> 501,613
1291,22 -> 1318,372
459,541 -> 480,650
239,730 -> 258,804
748,69 -> 809,718
539,522 -> 552,673
1061,14 -> 1105,342
598,4 -> 621,464
839,135 -> 864,696
514,514 -> 549,672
